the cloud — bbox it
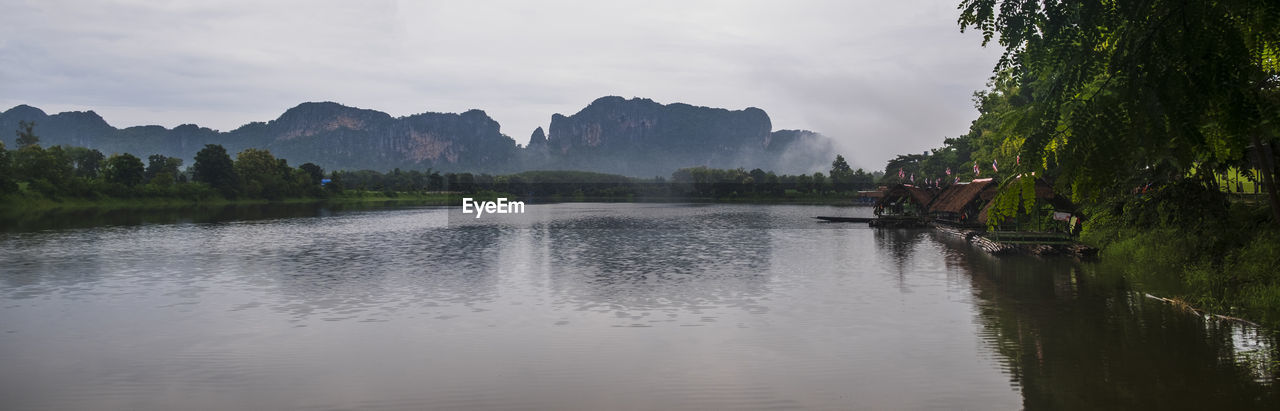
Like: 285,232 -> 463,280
0,0 -> 1001,168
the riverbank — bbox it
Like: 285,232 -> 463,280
1077,197 -> 1280,329
0,190 -> 458,212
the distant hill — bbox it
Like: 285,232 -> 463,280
1,97 -> 836,176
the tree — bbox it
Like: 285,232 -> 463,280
796,173 -> 813,193
145,154 -> 182,183
15,121 -> 39,148
830,155 -> 854,191
749,168 -> 768,192
325,171 -> 344,194
13,145 -> 73,190
0,140 -> 15,194
67,147 -> 105,178
299,162 -> 324,185
812,172 -> 828,193
427,171 -> 443,191
192,144 -> 238,196
234,148 -> 289,199
958,0 -> 1280,221
104,153 -> 145,187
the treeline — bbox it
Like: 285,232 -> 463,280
670,155 -> 877,197
0,121 -> 328,201
1,122 -> 878,204
332,155 -> 879,199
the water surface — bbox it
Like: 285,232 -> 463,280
1,203 -> 1275,410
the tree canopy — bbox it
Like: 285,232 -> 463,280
192,144 -> 238,196
955,0 -> 1280,220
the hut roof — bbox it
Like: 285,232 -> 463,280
928,179 -> 997,214
875,184 -> 936,207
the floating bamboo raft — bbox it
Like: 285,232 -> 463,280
930,222 -> 1096,258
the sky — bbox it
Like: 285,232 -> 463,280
0,0 -> 1003,170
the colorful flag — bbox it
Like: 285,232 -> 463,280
992,159 -> 998,172
946,167 -> 951,176
898,168 -> 904,179
1016,154 -> 1020,166
910,173 -> 914,183
974,162 -> 980,176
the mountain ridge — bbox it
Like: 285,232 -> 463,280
2,97 -> 837,176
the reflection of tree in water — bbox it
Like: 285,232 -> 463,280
541,213 -> 773,315
940,240 -> 1280,408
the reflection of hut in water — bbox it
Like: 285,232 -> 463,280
873,184 -> 936,217
928,178 -> 999,227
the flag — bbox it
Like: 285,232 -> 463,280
1016,154 -> 1020,166
992,159 -> 998,172
898,168 -> 904,179
910,173 -> 914,183
946,167 -> 951,176
954,176 -> 960,184
974,162 -> 980,176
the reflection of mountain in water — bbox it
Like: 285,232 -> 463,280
539,212 -> 774,319
932,232 -> 1280,408
268,224 -> 506,320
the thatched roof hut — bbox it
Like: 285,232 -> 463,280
928,179 -> 998,224
874,184 -> 937,216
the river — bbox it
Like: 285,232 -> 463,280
1,203 -> 1276,410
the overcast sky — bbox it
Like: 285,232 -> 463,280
0,0 -> 1002,170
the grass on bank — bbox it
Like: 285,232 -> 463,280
1080,191 -> 1280,327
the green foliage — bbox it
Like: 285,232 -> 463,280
0,140 -> 14,194
1078,196 -> 1280,326
985,176 -> 1037,229
13,145 -> 74,190
104,153 -> 145,187
849,1 -> 1280,324
66,147 -> 105,178
193,144 -> 238,197
299,163 -> 324,185
234,148 -> 288,199
829,155 -> 853,190
958,0 -> 1280,216
15,120 -> 39,148
145,154 -> 182,183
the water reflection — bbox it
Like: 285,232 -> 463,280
933,231 -> 1280,408
0,201 -> 426,232
544,225 -> 773,319
3,203 -> 1279,410
873,228 -> 932,292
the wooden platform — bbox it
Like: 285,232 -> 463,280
813,216 -> 874,223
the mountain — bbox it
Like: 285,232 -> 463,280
224,102 -> 518,172
1,102 -> 520,173
530,96 -> 835,176
1,98 -> 837,176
